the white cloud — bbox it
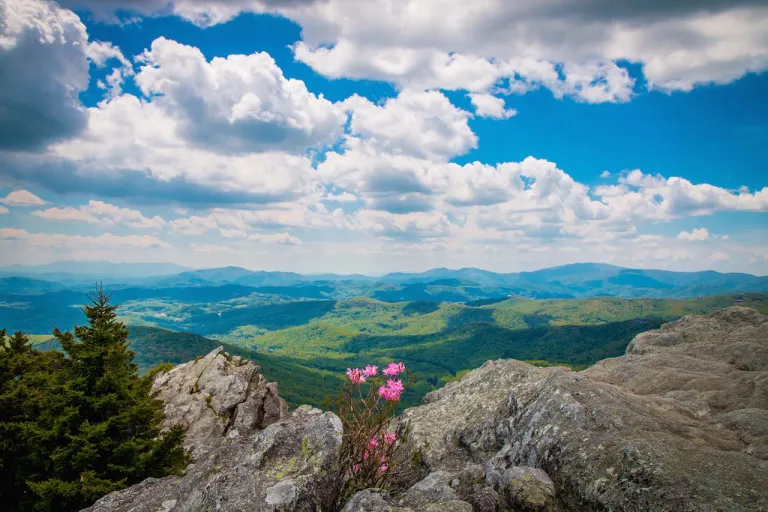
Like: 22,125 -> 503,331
169,215 -> 220,235
326,192 -> 358,203
0,206 -> 8,214
33,201 -> 167,229
676,228 -> 711,241
343,90 -> 477,161
47,94 -> 320,203
610,170 -> 768,217
86,40 -> 133,96
32,206 -> 109,226
285,0 -> 767,97
0,190 -> 46,206
54,0 -> 768,101
248,232 -> 302,245
710,251 -> 729,263
0,0 -> 130,149
0,228 -> 171,248
468,93 -> 517,119
600,170 -> 611,178
134,37 -> 346,154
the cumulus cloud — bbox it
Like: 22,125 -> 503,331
33,201 -> 167,229
342,90 -> 477,161
60,0 -> 318,26
710,251 -> 729,263
287,0 -> 767,97
600,170 -> 611,178
0,0 -> 91,150
39,94 -> 320,204
468,93 -> 517,119
676,228 -> 710,241
134,37 -> 346,154
0,190 -> 46,206
51,0 -> 768,102
0,206 -> 8,214
611,170 -> 768,217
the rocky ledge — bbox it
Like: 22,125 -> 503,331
86,307 -> 768,511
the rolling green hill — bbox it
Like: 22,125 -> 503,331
15,292 -> 768,410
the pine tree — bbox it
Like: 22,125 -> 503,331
0,330 -> 68,510
0,289 -> 188,512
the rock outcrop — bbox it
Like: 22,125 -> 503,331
85,307 -> 768,511
399,306 -> 768,511
85,405 -> 342,511
150,346 -> 287,459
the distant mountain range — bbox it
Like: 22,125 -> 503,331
0,261 -> 191,280
0,261 -> 766,301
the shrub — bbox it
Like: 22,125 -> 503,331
328,362 -> 421,508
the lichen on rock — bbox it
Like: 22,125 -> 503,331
84,308 -> 768,511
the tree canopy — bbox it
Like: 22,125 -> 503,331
0,289 -> 187,511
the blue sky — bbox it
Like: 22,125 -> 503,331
0,0 -> 766,274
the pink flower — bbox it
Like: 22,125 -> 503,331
378,385 -> 394,401
379,464 -> 388,473
368,437 -> 379,449
353,464 -> 360,474
378,379 -> 404,401
363,364 -> 379,377
383,362 -> 405,376
346,368 -> 366,384
386,379 -> 404,393
382,432 -> 397,445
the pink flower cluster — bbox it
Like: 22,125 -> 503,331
345,368 -> 366,384
346,362 -> 406,400
378,378 -> 404,401
383,362 -> 405,376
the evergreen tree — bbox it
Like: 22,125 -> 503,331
0,330 -> 68,510
0,290 -> 188,512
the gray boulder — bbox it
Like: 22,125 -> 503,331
497,467 -> 555,512
150,346 -> 288,459
84,406 -> 342,511
340,489 -> 396,512
342,474 -> 475,512
400,307 -> 768,511
397,471 -> 459,509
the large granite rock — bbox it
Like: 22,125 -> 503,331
84,307 -> 768,511
84,406 -> 342,512
399,307 -> 768,511
150,346 -> 288,459
341,472 -> 475,512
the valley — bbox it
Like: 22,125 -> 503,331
5,262 -> 766,409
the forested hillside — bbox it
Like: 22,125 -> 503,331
22,292 -> 767,409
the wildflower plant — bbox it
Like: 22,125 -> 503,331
328,361 -> 421,506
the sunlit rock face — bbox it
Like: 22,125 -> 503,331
150,346 -> 288,459
86,308 -> 768,511
399,306 -> 768,511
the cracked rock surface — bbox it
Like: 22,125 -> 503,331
83,308 -> 768,511
399,307 -> 768,511
150,346 -> 288,459
84,406 -> 342,512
